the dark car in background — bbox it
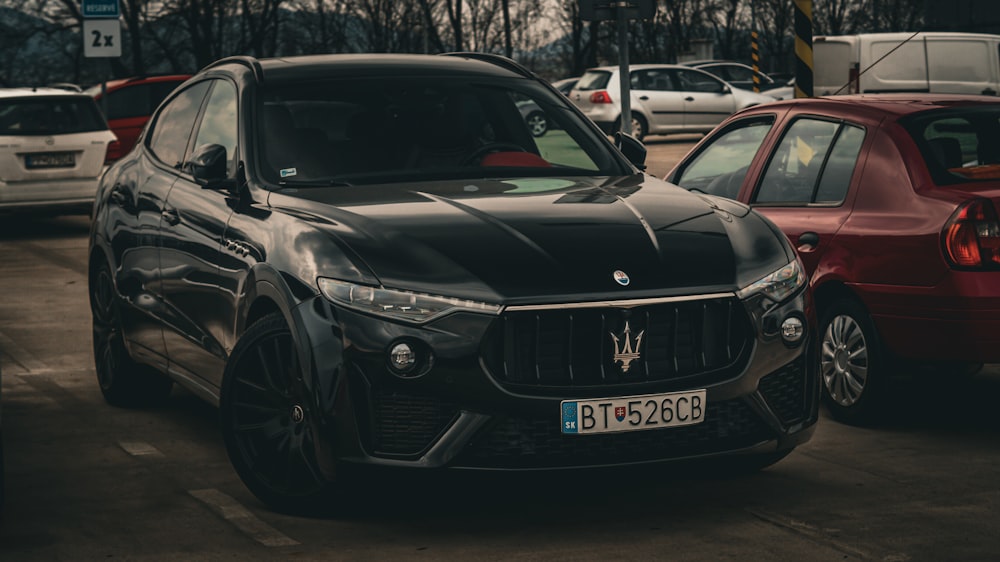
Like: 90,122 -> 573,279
85,74 -> 191,159
667,94 -> 1000,424
89,52 -> 818,512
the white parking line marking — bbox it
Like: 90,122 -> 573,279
189,488 -> 299,547
118,441 -> 164,457
0,329 -> 50,373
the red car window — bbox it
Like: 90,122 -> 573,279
755,118 -> 865,205
673,116 -> 774,199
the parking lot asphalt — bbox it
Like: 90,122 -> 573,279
2,139 -> 999,560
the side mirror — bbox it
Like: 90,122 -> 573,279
721,85 -> 731,94
614,132 -> 647,171
184,144 -> 230,189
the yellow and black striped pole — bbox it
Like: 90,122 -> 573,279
751,29 -> 760,93
794,0 -> 813,98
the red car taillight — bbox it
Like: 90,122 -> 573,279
104,139 -> 123,164
943,198 -> 1000,268
589,91 -> 613,104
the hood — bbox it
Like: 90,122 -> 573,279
278,175 -> 788,304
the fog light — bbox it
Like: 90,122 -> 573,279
780,317 -> 804,343
389,342 -> 417,373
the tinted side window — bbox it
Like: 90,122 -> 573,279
756,118 -> 864,205
106,85 -> 152,120
193,81 -> 238,175
674,117 -> 774,199
633,69 -> 675,91
148,82 -> 211,168
815,125 -> 865,203
0,97 -> 106,135
677,70 -> 724,93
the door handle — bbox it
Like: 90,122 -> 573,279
983,88 -> 997,96
639,95 -> 649,101
161,209 -> 180,226
684,96 -> 695,102
797,231 -> 820,251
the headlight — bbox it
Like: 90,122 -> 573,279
317,278 -> 502,324
736,258 -> 806,304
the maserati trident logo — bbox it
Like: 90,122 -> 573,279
610,321 -> 644,373
612,270 -> 630,286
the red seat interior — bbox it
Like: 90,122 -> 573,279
480,152 -> 551,167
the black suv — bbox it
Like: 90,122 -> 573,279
89,53 -> 818,512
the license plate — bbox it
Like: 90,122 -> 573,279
561,389 -> 706,434
25,152 -> 75,169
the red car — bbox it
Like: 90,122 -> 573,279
85,74 -> 191,160
666,94 -> 1000,424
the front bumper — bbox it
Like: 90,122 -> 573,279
293,289 -> 819,471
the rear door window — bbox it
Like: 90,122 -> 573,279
755,118 -> 865,205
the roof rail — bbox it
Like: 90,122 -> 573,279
199,56 -> 264,83
441,52 -> 534,79
47,82 -> 83,92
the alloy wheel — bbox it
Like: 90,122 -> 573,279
820,313 -> 869,407
526,112 -> 547,137
225,326 -> 327,501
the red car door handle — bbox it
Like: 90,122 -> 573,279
797,231 -> 820,251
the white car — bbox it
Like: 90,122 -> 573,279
0,87 -> 117,214
568,64 -> 777,140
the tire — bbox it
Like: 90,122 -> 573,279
525,111 -> 548,137
90,262 -> 173,408
616,112 -> 647,141
220,312 -> 336,513
819,298 -> 889,425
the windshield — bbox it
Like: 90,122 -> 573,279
255,75 -> 627,186
902,106 -> 1000,183
0,96 -> 106,135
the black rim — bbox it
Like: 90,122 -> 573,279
91,267 -> 120,390
227,331 -> 326,498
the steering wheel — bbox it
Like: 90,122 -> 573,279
461,142 -> 527,166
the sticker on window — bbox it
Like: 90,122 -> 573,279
280,168 -> 297,178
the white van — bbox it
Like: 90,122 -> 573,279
813,32 -> 1000,96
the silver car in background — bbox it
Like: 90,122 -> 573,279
568,64 -> 776,140
0,87 -> 117,214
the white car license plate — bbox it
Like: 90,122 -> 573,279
25,152 -> 75,169
561,389 -> 706,434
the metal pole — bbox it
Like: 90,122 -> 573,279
616,2 -> 631,135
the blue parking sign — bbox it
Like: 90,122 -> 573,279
82,0 -> 120,19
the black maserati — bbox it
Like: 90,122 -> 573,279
88,53 -> 818,512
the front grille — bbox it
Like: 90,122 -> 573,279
758,357 -> 809,427
459,399 -> 772,469
371,389 -> 459,456
483,296 -> 753,389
